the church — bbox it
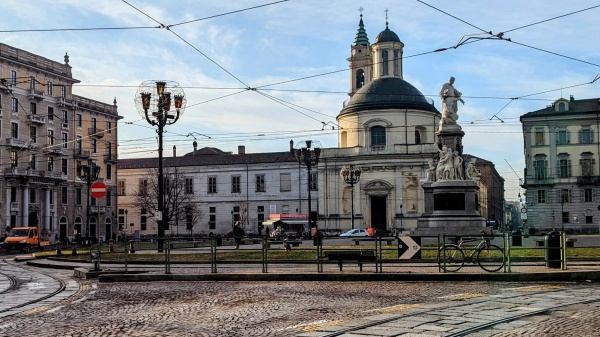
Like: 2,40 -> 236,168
317,14 -> 442,233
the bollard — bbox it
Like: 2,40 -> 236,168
56,242 -> 62,256
71,246 -> 77,256
129,241 -> 135,253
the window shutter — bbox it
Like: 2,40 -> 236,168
567,159 -> 572,177
566,130 -> 571,144
579,130 -> 583,143
556,160 -> 560,176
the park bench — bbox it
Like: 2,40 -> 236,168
168,241 -> 206,249
352,237 -> 395,245
266,240 -> 302,248
324,250 -> 376,271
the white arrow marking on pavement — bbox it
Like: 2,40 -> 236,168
399,236 -> 421,259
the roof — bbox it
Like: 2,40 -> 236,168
520,97 -> 600,120
340,77 -> 439,115
354,15 -> 369,46
374,26 -> 400,43
117,149 -> 298,169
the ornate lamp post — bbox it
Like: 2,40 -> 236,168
135,81 -> 186,251
77,160 -> 100,239
340,165 -> 362,229
295,140 -> 322,233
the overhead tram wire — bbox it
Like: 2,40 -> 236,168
0,26 -> 158,33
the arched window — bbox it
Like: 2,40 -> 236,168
356,69 -> 365,89
415,130 -> 421,145
381,50 -> 389,76
393,50 -> 399,76
558,102 -> 566,112
371,126 -> 386,150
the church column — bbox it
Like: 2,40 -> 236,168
22,185 -> 29,227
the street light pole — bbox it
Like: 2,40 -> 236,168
340,165 -> 362,229
295,140 -> 322,234
135,81 -> 186,251
77,160 -> 100,241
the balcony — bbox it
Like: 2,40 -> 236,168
520,176 -> 554,188
74,149 -> 90,158
26,114 -> 46,125
5,138 -> 27,148
104,154 -> 118,163
56,97 -> 74,107
27,88 -> 44,100
577,176 -> 600,185
88,127 -> 104,138
44,146 -> 64,155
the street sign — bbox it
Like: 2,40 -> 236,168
398,236 -> 421,259
91,181 -> 107,199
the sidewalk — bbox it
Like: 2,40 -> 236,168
22,256 -> 600,283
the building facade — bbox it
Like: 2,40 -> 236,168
521,95 -> 600,233
0,43 -> 121,243
117,145 -> 316,237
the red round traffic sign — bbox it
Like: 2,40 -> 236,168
91,181 -> 107,199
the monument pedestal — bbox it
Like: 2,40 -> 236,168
415,180 -> 485,235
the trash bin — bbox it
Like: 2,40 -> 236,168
544,230 -> 561,268
215,234 -> 223,247
512,229 -> 522,246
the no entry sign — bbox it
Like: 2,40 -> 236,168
91,181 -> 107,199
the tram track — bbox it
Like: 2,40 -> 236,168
311,284 -> 600,337
0,259 -> 77,316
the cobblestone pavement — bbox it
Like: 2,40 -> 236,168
2,261 -> 600,337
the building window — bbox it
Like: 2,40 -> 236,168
61,186 -> 68,204
106,190 -> 112,206
117,180 -> 126,196
232,175 -> 241,193
580,157 -> 594,177
10,70 -> 17,84
537,190 -> 546,203
535,130 -> 544,145
415,130 -> 421,145
11,122 -> 18,139
76,188 -> 82,205
62,132 -> 68,148
30,102 -> 37,114
76,136 -> 82,154
185,178 -> 193,194
91,117 -> 97,132
48,129 -> 54,145
584,188 -> 594,203
257,206 -> 264,227
48,107 -> 54,121
256,174 -> 266,192
560,189 -> 571,203
30,126 -> 37,143
282,205 -> 290,214
76,114 -> 82,127
62,158 -> 68,175
381,49 -> 389,75
371,126 -> 385,150
557,158 -> 571,178
106,164 -> 112,180
579,127 -> 594,144
30,155 -> 36,170
209,207 -> 216,230
138,179 -> 148,196
11,97 -> 18,112
10,187 -> 17,202
47,157 -> 54,171
10,151 -> 18,167
60,85 -> 66,97
62,109 -> 68,122
393,50 -> 399,76
556,129 -> 570,145
208,176 -> 217,193
280,173 -> 291,192
91,138 -> 97,153
141,209 -> 147,231
30,189 -> 36,203
356,69 -> 365,89
107,121 -> 112,134
558,102 -> 566,112
46,81 -> 53,96
310,171 -> 318,191
232,206 -> 240,222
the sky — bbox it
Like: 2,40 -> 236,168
2,0 -> 600,202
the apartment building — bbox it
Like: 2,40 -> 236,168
0,43 -> 121,243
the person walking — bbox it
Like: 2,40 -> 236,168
233,221 -> 245,249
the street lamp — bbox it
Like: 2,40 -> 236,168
135,80 -> 186,251
295,140 -> 322,233
77,160 -> 100,239
340,165 -> 362,229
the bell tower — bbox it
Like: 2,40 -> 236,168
347,13 -> 372,97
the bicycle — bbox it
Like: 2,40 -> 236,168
438,232 -> 505,272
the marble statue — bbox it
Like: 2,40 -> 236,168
465,158 -> 481,181
435,146 -> 454,181
421,160 -> 436,183
439,77 -> 465,129
453,151 -> 464,180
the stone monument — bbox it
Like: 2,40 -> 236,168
416,77 -> 486,235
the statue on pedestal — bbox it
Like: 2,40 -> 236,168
435,146 -> 455,181
465,158 -> 481,181
439,76 -> 465,131
421,160 -> 436,183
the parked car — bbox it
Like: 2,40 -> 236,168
339,229 -> 369,237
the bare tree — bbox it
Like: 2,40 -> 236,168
132,167 -> 202,237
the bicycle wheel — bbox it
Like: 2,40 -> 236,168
438,244 -> 465,272
477,244 -> 505,272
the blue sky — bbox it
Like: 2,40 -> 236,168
2,0 -> 600,202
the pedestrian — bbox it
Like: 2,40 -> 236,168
233,221 -> 245,249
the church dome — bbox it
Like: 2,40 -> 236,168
374,27 -> 400,43
340,77 -> 438,115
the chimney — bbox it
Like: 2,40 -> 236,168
290,140 -> 294,152
570,95 -> 575,102
173,145 -> 176,158
238,145 -> 245,155
193,141 -> 197,155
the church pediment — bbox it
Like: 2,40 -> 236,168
363,179 -> 393,196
